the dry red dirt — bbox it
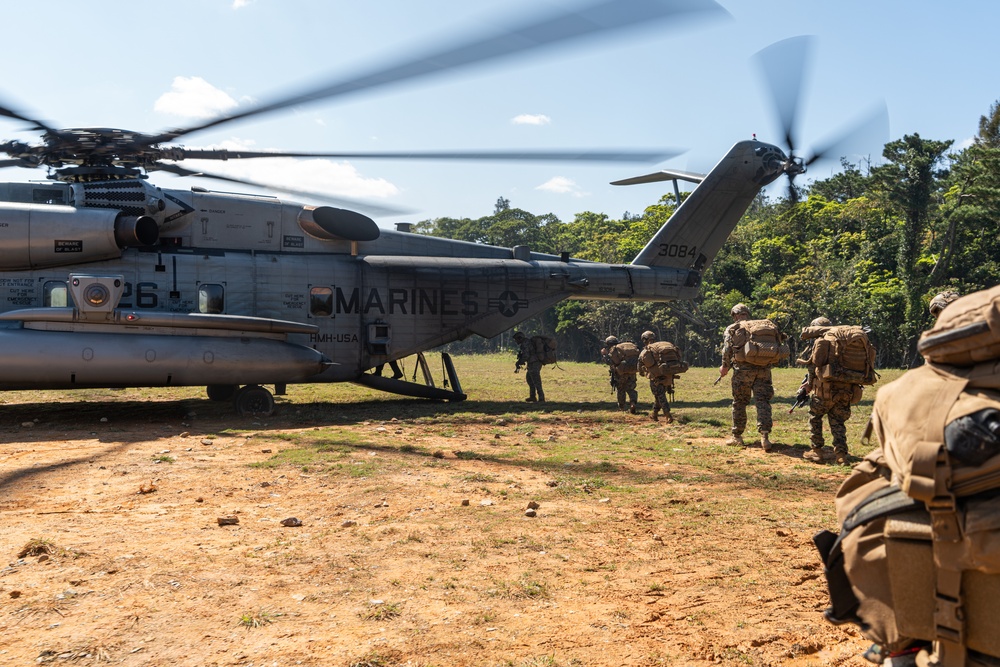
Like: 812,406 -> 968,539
0,394 -> 872,667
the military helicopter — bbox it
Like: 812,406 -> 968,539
0,2 -> 855,416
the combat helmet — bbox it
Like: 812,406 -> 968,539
640,330 -> 656,344
512,331 -> 525,341
604,335 -> 619,347
810,317 -> 832,327
731,303 -> 750,318
929,291 -> 960,318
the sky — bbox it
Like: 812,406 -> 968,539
0,1 -> 996,228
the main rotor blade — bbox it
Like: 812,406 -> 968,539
145,0 -> 728,145
152,162 -> 412,218
0,96 -> 61,135
804,100 -> 889,167
170,148 -> 684,163
0,158 -> 29,169
754,35 -> 814,155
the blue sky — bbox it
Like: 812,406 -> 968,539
0,1 -> 994,227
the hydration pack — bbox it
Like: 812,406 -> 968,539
639,341 -> 688,378
814,287 -> 1000,667
731,319 -> 789,367
609,342 -> 640,375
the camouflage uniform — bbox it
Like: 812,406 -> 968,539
721,310 -> 774,446
602,338 -> 638,413
807,384 -> 853,458
639,331 -> 673,422
647,375 -> 673,421
799,317 -> 851,464
514,332 -> 544,402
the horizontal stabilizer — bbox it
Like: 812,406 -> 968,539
611,169 -> 705,187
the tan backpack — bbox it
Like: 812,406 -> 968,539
529,335 -> 557,365
639,341 -> 688,378
815,287 -> 1000,666
609,342 -> 640,375
918,284 -> 1000,366
802,324 -> 878,386
731,319 -> 789,367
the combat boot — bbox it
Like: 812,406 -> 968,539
760,432 -> 773,452
663,412 -> 674,425
537,391 -> 546,403
834,449 -> 849,465
629,402 -> 637,414
650,408 -> 659,421
525,393 -> 537,403
803,447 -> 825,463
726,433 -> 744,447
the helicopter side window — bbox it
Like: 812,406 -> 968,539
42,281 -> 68,307
310,287 -> 333,317
198,284 -> 225,314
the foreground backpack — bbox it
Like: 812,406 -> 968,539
814,287 -> 1000,667
529,335 -> 558,365
639,341 -> 689,378
731,319 -> 789,367
802,324 -> 878,386
609,342 -> 640,375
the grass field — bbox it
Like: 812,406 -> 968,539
0,354 -> 907,665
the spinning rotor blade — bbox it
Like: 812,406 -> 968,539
754,35 -> 814,154
171,148 -> 684,163
0,96 -> 61,135
152,162 -> 412,218
803,101 -> 889,167
0,158 -> 30,169
145,0 -> 728,145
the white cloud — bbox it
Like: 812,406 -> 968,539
154,77 -> 240,119
511,114 -> 551,126
172,138 -> 401,202
536,176 -> 587,197
232,0 -> 251,8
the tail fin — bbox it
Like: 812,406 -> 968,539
622,140 -> 786,271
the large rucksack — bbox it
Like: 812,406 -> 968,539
529,335 -> 557,365
731,319 -> 789,367
609,342 -> 640,376
639,341 -> 689,378
801,324 -> 877,386
814,287 -> 1000,667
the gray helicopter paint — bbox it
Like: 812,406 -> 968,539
0,139 -> 785,397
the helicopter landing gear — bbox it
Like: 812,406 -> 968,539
206,384 -> 238,402
233,384 -> 275,417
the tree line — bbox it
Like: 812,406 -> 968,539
414,101 -> 1000,368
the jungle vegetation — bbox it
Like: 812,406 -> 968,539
415,101 -> 1000,368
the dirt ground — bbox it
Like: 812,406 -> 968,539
0,390 -> 874,667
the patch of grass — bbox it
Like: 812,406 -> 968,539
488,575 -> 549,600
18,538 -> 56,558
359,601 -> 403,621
152,454 -> 174,463
348,650 -> 404,667
238,608 -> 278,628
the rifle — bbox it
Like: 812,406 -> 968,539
609,369 -> 618,393
789,373 -> 810,413
713,374 -> 724,386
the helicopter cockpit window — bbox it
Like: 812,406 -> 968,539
42,281 -> 68,307
198,284 -> 225,314
310,287 -> 333,317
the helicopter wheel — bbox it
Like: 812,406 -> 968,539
233,384 -> 275,417
206,384 -> 238,402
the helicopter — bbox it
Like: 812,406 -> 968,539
0,2 -> 855,416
